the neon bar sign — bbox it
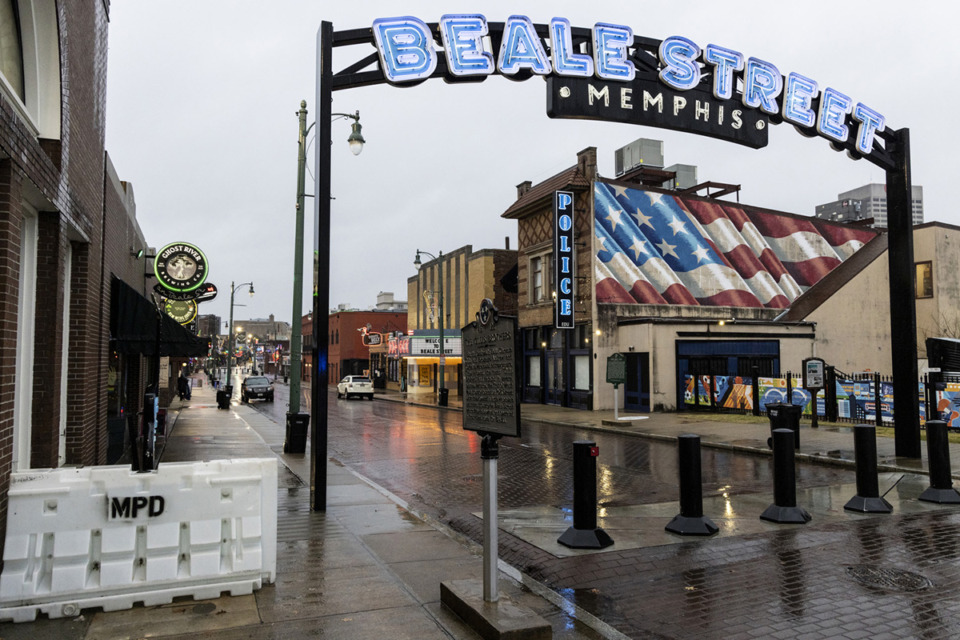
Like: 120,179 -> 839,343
554,191 -> 575,329
372,15 -> 885,156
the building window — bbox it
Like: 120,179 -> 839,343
572,355 -> 590,390
0,0 -> 25,101
0,0 -> 60,137
526,356 -> 541,386
916,261 -> 933,299
531,256 -> 544,303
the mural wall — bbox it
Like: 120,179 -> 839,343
594,183 -> 879,308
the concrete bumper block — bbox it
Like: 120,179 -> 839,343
440,579 -> 552,640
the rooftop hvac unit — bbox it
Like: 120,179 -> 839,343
664,163 -> 698,190
614,138 -> 664,176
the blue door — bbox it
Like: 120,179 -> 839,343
546,351 -> 564,405
624,353 -> 650,412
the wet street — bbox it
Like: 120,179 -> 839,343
244,378 -> 853,522
200,377 -> 960,638
234,383 -> 954,638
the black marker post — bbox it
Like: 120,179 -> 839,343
439,301 -> 551,637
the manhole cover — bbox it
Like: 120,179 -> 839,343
846,565 -> 932,592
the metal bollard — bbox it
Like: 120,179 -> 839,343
558,441 -> 614,549
919,420 -> 960,504
844,425 -> 893,513
666,434 -> 719,536
760,429 -> 811,524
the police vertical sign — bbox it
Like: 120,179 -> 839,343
555,191 -> 575,329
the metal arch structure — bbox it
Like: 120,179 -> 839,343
311,19 -> 919,509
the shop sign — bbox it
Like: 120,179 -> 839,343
410,336 -> 462,357
554,190 -> 575,329
154,242 -> 209,293
388,336 -> 410,357
371,15 -> 885,157
163,298 -> 198,325
363,332 -> 383,346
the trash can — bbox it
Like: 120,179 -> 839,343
767,402 -> 801,449
284,412 -> 309,453
438,387 -> 449,407
217,385 -> 233,410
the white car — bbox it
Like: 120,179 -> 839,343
337,375 -> 374,400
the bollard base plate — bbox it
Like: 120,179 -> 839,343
919,486 -> 960,504
557,526 -> 614,549
843,495 -> 893,513
760,504 -> 811,524
665,514 -> 719,536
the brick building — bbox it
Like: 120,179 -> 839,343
0,1 -> 205,553
328,311 -> 407,384
401,243 -> 518,399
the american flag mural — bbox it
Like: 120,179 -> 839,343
594,182 -> 880,308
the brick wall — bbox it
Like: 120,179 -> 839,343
0,1 -> 147,554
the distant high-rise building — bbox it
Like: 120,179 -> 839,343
815,183 -> 923,227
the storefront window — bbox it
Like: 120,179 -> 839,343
572,355 -> 590,390
527,356 -> 541,386
915,261 -> 933,299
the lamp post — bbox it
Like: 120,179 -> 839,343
306,84 -> 365,510
291,101 -> 364,415
414,249 -> 447,407
228,281 -> 254,395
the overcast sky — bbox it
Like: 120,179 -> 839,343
105,2 -> 956,329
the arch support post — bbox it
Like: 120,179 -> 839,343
885,128 -> 921,459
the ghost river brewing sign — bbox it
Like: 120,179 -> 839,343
461,300 -> 521,438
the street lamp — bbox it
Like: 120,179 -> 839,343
302,94 -> 365,511
291,102 -> 363,417
228,281 -> 254,395
414,249 -> 447,407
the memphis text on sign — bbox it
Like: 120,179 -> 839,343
371,15 -> 885,157
548,76 -> 767,148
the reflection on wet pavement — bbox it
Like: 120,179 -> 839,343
324,396 -> 960,639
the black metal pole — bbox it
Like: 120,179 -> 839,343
919,420 -> 960,504
760,429 -> 811,524
311,21 -> 333,511
886,128 -> 921,458
666,434 -> 718,536
844,425 -> 892,513
558,441 -> 613,549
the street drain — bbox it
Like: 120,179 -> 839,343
846,565 -> 932,592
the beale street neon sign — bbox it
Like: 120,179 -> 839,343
371,15 -> 885,156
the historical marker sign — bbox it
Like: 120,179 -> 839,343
461,299 -> 521,438
606,352 -> 627,385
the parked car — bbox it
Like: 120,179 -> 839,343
241,376 -> 274,403
337,375 -> 374,400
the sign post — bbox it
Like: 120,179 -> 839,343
606,352 -> 627,420
802,357 -> 825,428
461,299 -> 521,602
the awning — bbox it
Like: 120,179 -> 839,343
110,277 -> 210,357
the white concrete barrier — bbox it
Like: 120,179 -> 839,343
0,458 -> 277,622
